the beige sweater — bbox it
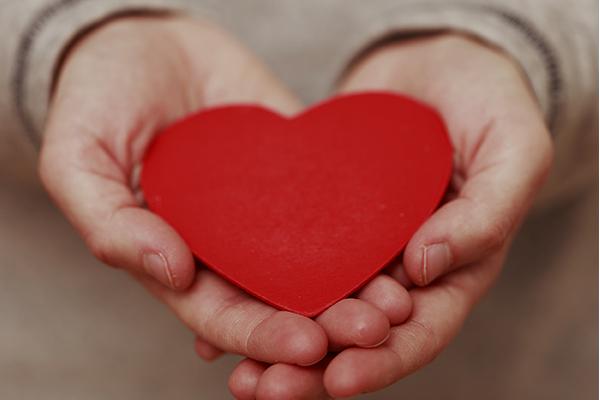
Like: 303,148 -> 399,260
0,0 -> 597,205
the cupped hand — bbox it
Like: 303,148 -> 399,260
40,14 -> 302,291
227,33 -> 553,398
40,14 -> 410,368
33,15 -> 353,367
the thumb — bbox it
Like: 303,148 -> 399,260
39,121 -> 195,290
403,124 -> 553,286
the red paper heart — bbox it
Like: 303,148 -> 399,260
141,92 -> 452,316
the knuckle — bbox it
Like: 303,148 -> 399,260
412,319 -> 438,348
480,213 -> 512,252
406,319 -> 441,365
85,231 -> 114,267
204,293 -> 254,351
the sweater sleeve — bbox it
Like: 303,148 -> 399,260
335,0 -> 598,205
0,0 -> 201,153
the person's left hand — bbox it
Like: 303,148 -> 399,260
222,33 -> 553,399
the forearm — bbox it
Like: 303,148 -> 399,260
0,0 -> 194,150
341,0 -> 597,205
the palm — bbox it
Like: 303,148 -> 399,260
228,34 -> 552,398
41,16 -> 417,373
40,16 -> 331,365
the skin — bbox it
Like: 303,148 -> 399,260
227,35 -> 553,398
39,14 -> 553,399
39,15 -> 412,371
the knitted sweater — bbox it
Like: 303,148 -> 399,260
1,0 -> 597,204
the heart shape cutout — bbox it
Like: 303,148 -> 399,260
141,92 -> 452,316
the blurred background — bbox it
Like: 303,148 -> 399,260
0,131 -> 597,399
0,0 -> 598,396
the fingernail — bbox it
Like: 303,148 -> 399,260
360,331 -> 390,348
421,243 -> 451,285
143,251 -> 175,288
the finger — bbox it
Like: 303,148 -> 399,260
324,252 -> 505,398
194,336 -> 224,362
256,362 -> 330,400
39,18 -> 305,291
384,258 -> 414,288
356,275 -> 412,325
402,137 -> 550,286
37,20 -> 201,290
39,130 -> 196,290
141,269 -> 328,365
229,358 -> 268,400
336,41 -> 552,287
315,298 -> 389,352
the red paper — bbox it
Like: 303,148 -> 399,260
141,92 -> 452,316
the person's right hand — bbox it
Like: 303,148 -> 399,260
39,14 -> 410,367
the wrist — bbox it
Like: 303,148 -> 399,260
340,32 -> 528,97
52,13 -> 178,97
